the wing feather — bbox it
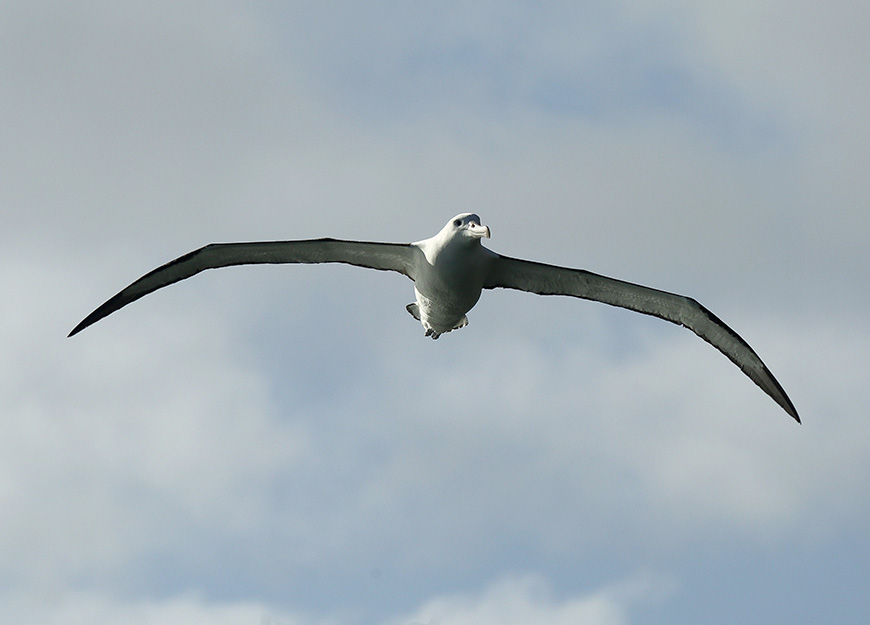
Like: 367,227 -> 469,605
69,239 -> 417,337
484,254 -> 800,422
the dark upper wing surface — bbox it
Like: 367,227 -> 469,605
484,254 -> 799,422
69,239 -> 417,337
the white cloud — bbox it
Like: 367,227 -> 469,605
5,244 -> 863,595
389,572 -> 676,625
0,590 -> 333,625
0,572 -> 673,625
0,257 -> 314,587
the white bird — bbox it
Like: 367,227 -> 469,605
69,213 -> 800,422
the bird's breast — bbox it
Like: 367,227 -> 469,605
410,242 -> 493,329
412,269 -> 482,330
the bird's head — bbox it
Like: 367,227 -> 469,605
445,213 -> 491,242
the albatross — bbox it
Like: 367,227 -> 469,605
69,213 -> 800,422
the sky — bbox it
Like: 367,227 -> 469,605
2,0 -> 869,623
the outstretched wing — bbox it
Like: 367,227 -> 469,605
484,254 -> 799,422
69,239 -> 418,337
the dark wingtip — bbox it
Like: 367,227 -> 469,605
68,319 -> 88,338
779,395 -> 801,424
68,305 -> 110,338
776,391 -> 801,424
778,386 -> 801,424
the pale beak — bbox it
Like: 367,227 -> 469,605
469,223 -> 491,239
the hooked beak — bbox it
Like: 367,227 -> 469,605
469,223 -> 491,239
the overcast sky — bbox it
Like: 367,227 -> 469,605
2,1 -> 869,623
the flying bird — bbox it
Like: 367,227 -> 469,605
69,213 -> 800,422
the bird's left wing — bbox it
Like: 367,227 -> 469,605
484,254 -> 799,422
69,239 -> 418,337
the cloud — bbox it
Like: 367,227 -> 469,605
1,571 -> 674,625
389,571 -> 676,625
2,0 -> 869,623
0,590 -> 332,625
0,258 -> 313,589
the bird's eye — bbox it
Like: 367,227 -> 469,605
453,219 -> 462,227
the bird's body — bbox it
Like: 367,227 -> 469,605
409,216 -> 494,337
70,213 -> 800,422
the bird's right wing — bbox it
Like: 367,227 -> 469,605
484,254 -> 800,422
69,239 -> 418,337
